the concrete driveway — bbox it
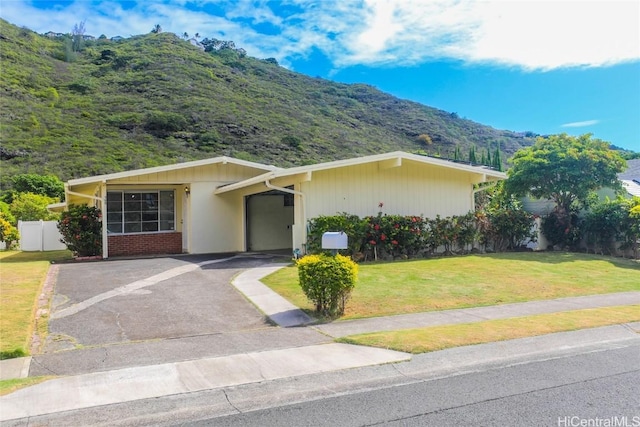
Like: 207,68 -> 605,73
30,254 -> 327,376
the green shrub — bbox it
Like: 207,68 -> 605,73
306,213 -> 368,256
542,210 -> 582,250
297,254 -> 358,317
58,204 -> 102,257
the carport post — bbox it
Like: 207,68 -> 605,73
100,182 -> 108,259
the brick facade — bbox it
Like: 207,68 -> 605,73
107,233 -> 182,257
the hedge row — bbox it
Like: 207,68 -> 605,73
306,209 -> 536,261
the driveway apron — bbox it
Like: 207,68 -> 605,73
30,255 -> 328,376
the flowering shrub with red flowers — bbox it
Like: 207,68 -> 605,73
306,203 -> 537,261
541,209 -> 581,251
58,204 -> 102,257
365,214 -> 428,259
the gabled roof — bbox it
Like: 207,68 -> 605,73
619,159 -> 640,181
67,156 -> 281,186
215,151 -> 506,194
621,180 -> 640,197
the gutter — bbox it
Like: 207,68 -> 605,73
264,180 -> 307,254
471,181 -> 499,210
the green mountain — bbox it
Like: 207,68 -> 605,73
0,18 -> 537,189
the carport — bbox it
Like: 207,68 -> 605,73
245,189 -> 294,252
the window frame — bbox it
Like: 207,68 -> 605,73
106,190 -> 176,235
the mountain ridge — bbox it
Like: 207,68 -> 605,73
0,18 -> 537,189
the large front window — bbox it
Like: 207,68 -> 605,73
107,191 -> 175,234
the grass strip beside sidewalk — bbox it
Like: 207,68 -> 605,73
338,305 -> 640,354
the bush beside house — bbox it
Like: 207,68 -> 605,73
57,204 -> 102,257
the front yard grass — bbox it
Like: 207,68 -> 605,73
261,252 -> 640,320
338,305 -> 640,353
0,250 -> 72,359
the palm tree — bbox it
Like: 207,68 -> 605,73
182,32 -> 189,39
151,24 -> 162,34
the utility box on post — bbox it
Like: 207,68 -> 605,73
321,231 -> 348,252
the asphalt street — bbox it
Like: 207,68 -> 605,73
194,341 -> 640,427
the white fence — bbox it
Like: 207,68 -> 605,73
18,220 -> 67,251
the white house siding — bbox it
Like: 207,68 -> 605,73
301,161 -> 474,220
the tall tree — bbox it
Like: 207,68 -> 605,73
469,144 -> 477,164
151,24 -> 163,34
505,133 -> 626,214
72,20 -> 86,52
492,144 -> 503,171
11,174 -> 64,200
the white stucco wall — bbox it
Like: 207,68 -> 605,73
188,183 -> 246,253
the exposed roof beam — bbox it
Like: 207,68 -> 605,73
378,157 -> 402,170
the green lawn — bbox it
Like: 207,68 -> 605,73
339,305 -> 640,354
0,250 -> 72,359
262,252 -> 640,320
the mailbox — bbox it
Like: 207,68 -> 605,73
321,231 -> 348,250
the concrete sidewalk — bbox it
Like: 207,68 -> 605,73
0,343 -> 409,421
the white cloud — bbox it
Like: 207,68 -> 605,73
561,120 -> 600,128
1,0 -> 638,70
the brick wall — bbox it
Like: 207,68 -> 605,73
108,233 -> 182,257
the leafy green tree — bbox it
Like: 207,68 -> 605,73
0,202 -> 19,248
11,174 -> 64,200
0,213 -> 19,249
9,193 -> 59,222
151,24 -> 162,34
505,134 -> 626,215
0,201 -> 16,225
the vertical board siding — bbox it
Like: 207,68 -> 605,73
305,162 -> 473,219
108,163 -> 265,185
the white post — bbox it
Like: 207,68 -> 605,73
101,182 -> 108,259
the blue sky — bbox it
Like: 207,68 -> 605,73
2,0 -> 639,152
